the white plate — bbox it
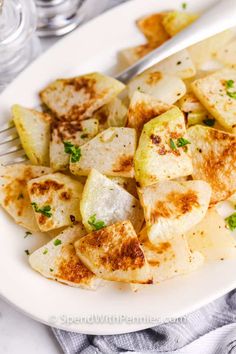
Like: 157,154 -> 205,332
0,0 -> 235,336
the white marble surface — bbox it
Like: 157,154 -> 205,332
0,297 -> 62,354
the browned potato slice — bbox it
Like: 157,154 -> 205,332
127,91 -> 172,134
188,125 -> 236,204
191,68 -> 236,131
75,220 -> 152,284
0,164 -> 51,231
136,12 -> 170,45
138,180 -> 211,245
29,223 -> 100,289
40,73 -> 125,121
27,173 -> 83,231
70,127 -> 137,178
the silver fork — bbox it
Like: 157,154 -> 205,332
1,0 -> 236,165
0,122 -> 27,165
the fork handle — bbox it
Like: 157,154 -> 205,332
116,0 -> 236,83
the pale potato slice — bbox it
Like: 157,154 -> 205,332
141,233 -> 204,283
138,180 -> 211,245
134,107 -> 193,187
29,223 -> 100,289
0,164 -> 51,231
127,91 -> 172,134
188,125 -> 236,204
191,68 -> 236,131
75,220 -> 152,284
12,105 -> 51,166
70,127 -> 137,178
186,208 -> 236,261
118,43 -> 157,67
178,92 -> 206,113
50,119 -> 99,171
162,11 -> 198,37
80,169 -> 143,233
136,13 -> 170,45
109,177 -> 138,198
128,71 -> 186,104
95,98 -> 127,128
189,30 -> 234,69
27,173 -> 83,231
216,39 -> 236,66
145,50 -> 196,79
40,73 -> 125,121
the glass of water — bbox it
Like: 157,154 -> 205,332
0,0 -> 41,91
35,0 -> 86,37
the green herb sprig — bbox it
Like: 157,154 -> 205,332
63,141 -> 81,163
31,202 -> 52,218
88,214 -> 106,231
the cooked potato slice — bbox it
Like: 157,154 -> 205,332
70,127 -> 137,178
188,125 -> 236,204
136,13 -> 170,45
134,107 -> 193,187
50,119 -> 99,171
216,38 -> 236,67
29,223 -> 100,289
189,30 -> 234,69
128,71 -> 186,104
80,169 -> 143,233
162,11 -> 198,37
40,73 -> 125,121
191,68 -> 236,131
145,50 -> 196,80
144,235 -> 204,283
0,164 -> 51,231
109,177 -> 138,198
12,105 -> 51,166
178,92 -> 206,113
127,91 -> 172,133
138,180 -> 211,245
95,97 -> 127,128
119,43 -> 157,67
140,233 -> 204,283
186,208 -> 236,261
27,173 -> 83,231
75,220 -> 151,284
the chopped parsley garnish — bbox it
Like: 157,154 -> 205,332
225,213 -> 236,231
203,118 -> 215,127
88,214 -> 106,231
31,203 -> 52,218
43,249 -> 48,255
63,141 -> 81,163
80,133 -> 88,139
53,239 -> 62,246
25,249 -> 30,256
182,2 -> 187,9
176,137 -> 191,148
50,268 -> 54,272
24,231 -> 32,239
226,80 -> 236,99
169,138 -> 177,150
226,80 -> 234,89
17,193 -> 24,200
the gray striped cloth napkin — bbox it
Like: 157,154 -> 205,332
52,1 -> 236,353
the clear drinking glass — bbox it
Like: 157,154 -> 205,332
35,0 -> 86,37
0,0 -> 41,91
